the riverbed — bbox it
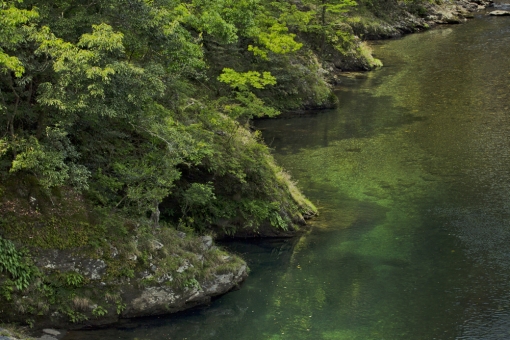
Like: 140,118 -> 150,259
65,10 -> 510,340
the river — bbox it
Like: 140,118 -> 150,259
65,10 -> 510,340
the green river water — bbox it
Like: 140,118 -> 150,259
66,10 -> 510,340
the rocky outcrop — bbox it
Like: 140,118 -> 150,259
359,0 -> 494,40
36,250 -> 107,281
0,227 -> 248,330
122,263 -> 247,318
28,243 -> 247,325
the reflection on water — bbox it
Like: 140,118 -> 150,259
66,14 -> 510,340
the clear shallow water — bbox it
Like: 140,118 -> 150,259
66,13 -> 510,340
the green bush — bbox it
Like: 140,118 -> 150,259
0,236 -> 33,292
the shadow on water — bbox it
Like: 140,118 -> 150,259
257,90 -> 428,156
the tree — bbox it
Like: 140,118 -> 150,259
0,0 -> 318,234
302,0 -> 357,52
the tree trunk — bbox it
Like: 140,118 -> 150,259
151,200 -> 160,229
322,0 -> 326,27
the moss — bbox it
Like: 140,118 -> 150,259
0,188 -> 248,326
1,216 -> 101,250
274,167 -> 318,217
358,42 -> 384,69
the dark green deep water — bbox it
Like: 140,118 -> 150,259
66,12 -> 510,340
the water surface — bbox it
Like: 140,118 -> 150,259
66,12 -> 510,340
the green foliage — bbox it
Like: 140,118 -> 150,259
116,301 -> 126,315
91,305 -> 108,317
270,211 -> 288,231
0,0 -> 341,222
65,310 -> 88,323
0,236 -> 33,292
241,1 -> 310,60
0,279 -> 14,300
269,1 -> 315,30
64,272 -> 84,287
248,23 -> 303,59
1,214 -> 104,250
358,42 -> 383,68
217,90 -> 280,121
216,68 -> 280,122
0,1 -> 39,77
182,183 -> 216,211
299,0 -> 357,53
183,278 -> 201,290
324,0 -> 358,15
10,128 -> 90,190
0,323 -> 32,339
218,68 -> 277,91
0,138 -> 7,156
35,23 -> 165,119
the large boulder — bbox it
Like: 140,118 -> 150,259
0,227 -> 248,330
122,264 -> 247,318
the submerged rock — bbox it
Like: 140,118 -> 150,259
42,329 -> 61,336
489,10 -> 510,15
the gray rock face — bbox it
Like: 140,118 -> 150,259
42,329 -> 61,336
79,259 -> 107,280
200,236 -> 213,250
126,286 -> 180,315
36,250 -> 107,280
428,10 -> 464,24
150,240 -> 164,250
122,264 -> 247,318
489,10 -> 510,15
202,265 -> 247,295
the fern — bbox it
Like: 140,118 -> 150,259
0,236 -> 33,292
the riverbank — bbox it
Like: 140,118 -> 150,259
59,11 -> 510,338
322,0 -> 494,83
0,0 -> 498,335
270,0 -> 495,117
